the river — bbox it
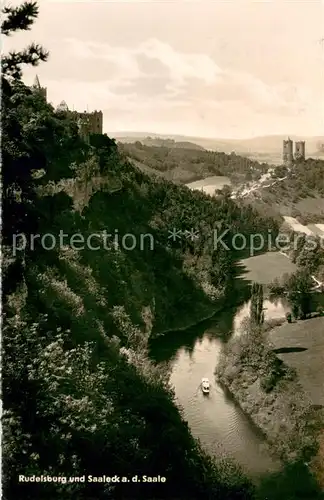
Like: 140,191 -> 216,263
149,296 -> 291,480
170,175 -> 324,493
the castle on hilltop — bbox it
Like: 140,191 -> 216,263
283,138 -> 305,165
31,76 -> 103,142
69,109 -> 103,143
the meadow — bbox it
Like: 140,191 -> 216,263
268,316 -> 324,406
240,252 -> 297,285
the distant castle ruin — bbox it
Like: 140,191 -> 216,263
283,138 -> 305,165
31,76 -> 103,142
294,140 -> 306,161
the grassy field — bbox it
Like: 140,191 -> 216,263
245,191 -> 324,217
293,196 -> 324,216
268,316 -> 324,406
240,252 -> 297,285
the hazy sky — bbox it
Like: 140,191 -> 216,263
4,0 -> 324,138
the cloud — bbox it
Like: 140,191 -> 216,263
64,37 -> 314,109
38,37 -> 320,137
64,38 -> 142,81
137,38 -> 222,84
64,37 -> 222,86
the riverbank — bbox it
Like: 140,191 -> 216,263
149,303 -> 284,481
215,317 -> 324,467
154,299 -> 226,337
154,261 -> 253,337
268,316 -> 324,406
311,430 -> 324,490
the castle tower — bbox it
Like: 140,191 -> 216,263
77,116 -> 91,144
294,141 -> 305,161
70,108 -> 103,142
283,138 -> 293,165
87,110 -> 103,135
32,75 -> 47,101
56,100 -> 69,113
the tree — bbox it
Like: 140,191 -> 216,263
2,1 -> 48,79
295,237 -> 323,275
268,277 -> 284,297
2,2 -> 90,245
286,269 -> 313,320
291,234 -> 306,264
250,282 -> 264,326
219,184 -> 232,201
2,1 -> 49,242
286,312 -> 292,323
210,227 -> 235,293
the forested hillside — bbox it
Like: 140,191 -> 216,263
244,159 -> 324,221
117,136 -> 207,150
2,3 -> 284,500
119,140 -> 269,185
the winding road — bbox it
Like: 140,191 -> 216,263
231,167 -> 288,199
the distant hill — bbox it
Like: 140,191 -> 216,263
111,131 -> 324,165
174,141 -> 206,151
111,131 -> 238,153
113,135 -> 206,151
234,135 -> 324,156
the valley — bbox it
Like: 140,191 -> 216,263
114,132 -> 324,166
2,3 -> 324,499
149,252 -> 324,497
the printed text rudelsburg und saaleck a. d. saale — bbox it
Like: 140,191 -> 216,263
18,474 -> 167,484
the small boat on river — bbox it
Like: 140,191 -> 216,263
201,377 -> 210,394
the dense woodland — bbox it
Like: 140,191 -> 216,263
119,140 -> 269,185
271,159 -> 324,199
268,232 -> 324,320
2,3 -> 324,500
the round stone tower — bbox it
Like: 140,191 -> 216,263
283,138 -> 293,165
294,141 -> 305,161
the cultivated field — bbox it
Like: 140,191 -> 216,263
268,316 -> 324,406
240,252 -> 297,285
293,196 -> 324,216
